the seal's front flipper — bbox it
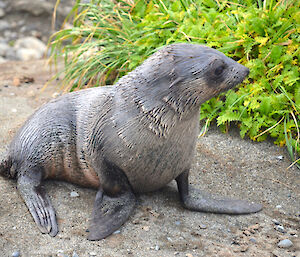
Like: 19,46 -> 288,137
88,189 -> 136,241
176,171 -> 262,214
17,172 -> 58,236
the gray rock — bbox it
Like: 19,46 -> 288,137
0,42 -> 11,57
14,36 -> 46,51
57,254 -> 68,257
5,47 -> 17,60
70,191 -> 79,198
16,48 -> 41,61
289,230 -> 298,236
276,225 -> 285,233
0,7 -> 5,18
3,31 -> 18,41
20,26 -> 27,33
11,0 -> 54,16
199,224 -> 207,229
0,36 -> 6,43
0,56 -> 6,63
72,251 -> 79,257
272,219 -> 280,225
14,37 -> 46,61
0,1 -> 7,8
0,20 -> 10,31
12,251 -> 20,257
167,237 -> 172,242
277,239 -> 293,248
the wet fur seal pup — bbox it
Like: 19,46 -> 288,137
0,43 -> 262,240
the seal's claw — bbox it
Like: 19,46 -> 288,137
88,189 -> 136,241
17,172 -> 58,237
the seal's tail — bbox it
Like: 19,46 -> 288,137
0,154 -> 13,179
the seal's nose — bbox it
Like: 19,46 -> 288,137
245,67 -> 250,77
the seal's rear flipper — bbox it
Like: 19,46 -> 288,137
176,171 -> 262,214
88,189 -> 136,241
17,172 -> 58,236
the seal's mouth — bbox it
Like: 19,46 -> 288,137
225,67 -> 249,91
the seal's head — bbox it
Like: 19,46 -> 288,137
170,43 -> 249,92
134,43 -> 249,115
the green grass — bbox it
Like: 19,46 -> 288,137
49,0 -> 300,167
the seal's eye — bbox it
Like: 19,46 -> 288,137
214,65 -> 225,76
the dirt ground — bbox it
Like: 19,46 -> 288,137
0,60 -> 299,257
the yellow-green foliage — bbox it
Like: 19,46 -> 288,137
50,0 -> 299,164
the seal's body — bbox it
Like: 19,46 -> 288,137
0,43 -> 262,240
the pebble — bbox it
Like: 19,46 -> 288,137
52,92 -> 61,98
13,77 -> 21,87
0,8 -> 3,18
12,0 -> 54,16
0,56 -> 6,63
113,230 -> 121,234
276,155 -> 284,160
12,251 -> 20,257
143,226 -> 150,231
16,48 -> 42,61
199,224 -> 207,229
0,20 -> 10,31
276,225 -> 285,233
0,42 -> 10,57
272,219 -> 280,225
14,36 -> 46,51
243,230 -> 251,236
276,205 -> 282,209
5,47 -> 17,60
72,251 -> 79,257
277,239 -> 293,248
289,230 -> 298,236
0,1 -> 6,8
167,236 -> 173,242
155,245 -> 160,251
70,191 -> 79,197
14,37 -> 46,61
6,31 -> 18,40
89,252 -> 97,256
175,220 -> 181,225
249,238 -> 257,243
11,108 -> 17,113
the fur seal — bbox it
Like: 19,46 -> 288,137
0,43 -> 262,240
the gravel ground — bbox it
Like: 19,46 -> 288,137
0,60 -> 299,257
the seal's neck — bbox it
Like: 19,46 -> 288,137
116,69 -> 201,138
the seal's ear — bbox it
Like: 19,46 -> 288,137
169,77 -> 184,88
